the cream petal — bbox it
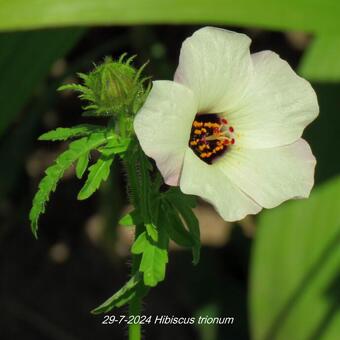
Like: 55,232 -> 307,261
134,80 -> 197,186
220,139 -> 316,208
180,148 -> 262,221
227,51 -> 319,149
174,26 -> 253,114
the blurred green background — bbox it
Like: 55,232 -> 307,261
0,1 -> 339,339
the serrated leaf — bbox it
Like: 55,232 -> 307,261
75,151 -> 90,179
91,272 -> 141,314
119,209 -> 142,226
39,124 -> 104,141
77,152 -> 115,200
29,132 -> 108,237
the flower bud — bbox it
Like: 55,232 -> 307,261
82,55 -> 149,117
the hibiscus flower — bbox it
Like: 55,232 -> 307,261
134,27 -> 318,221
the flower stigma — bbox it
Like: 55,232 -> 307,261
188,113 -> 235,164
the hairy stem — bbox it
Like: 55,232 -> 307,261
128,224 -> 143,340
125,142 -> 144,340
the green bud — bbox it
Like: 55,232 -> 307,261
66,55 -> 150,117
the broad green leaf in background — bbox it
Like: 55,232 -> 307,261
0,29 -> 84,136
0,0 -> 338,33
0,0 -> 339,81
250,176 -> 340,340
299,35 -> 340,82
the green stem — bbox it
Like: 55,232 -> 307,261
125,144 -> 144,340
128,223 -> 143,340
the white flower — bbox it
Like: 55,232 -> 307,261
134,27 -> 318,221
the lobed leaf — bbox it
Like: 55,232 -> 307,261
29,132 -> 108,237
132,231 -> 169,287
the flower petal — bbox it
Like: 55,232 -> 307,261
180,148 -> 262,221
134,80 -> 197,186
174,26 -> 253,113
227,51 -> 319,149
220,139 -> 316,208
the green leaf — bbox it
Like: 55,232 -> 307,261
146,223 -> 158,242
99,137 -> 130,155
160,200 -> 195,248
75,151 -> 90,179
131,232 -> 148,254
29,132 -> 108,237
165,189 -> 200,264
119,209 -> 142,226
165,187 -> 197,208
250,176 -> 340,340
139,239 -> 168,287
39,124 -> 104,141
91,272 -> 141,314
77,151 -> 115,200
131,231 -> 169,287
299,34 -> 340,82
0,29 -> 84,136
0,1 -> 338,33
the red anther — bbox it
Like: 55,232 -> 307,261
231,138 -> 235,145
213,127 -> 220,134
222,140 -> 229,145
229,126 -> 234,133
221,118 -> 228,125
